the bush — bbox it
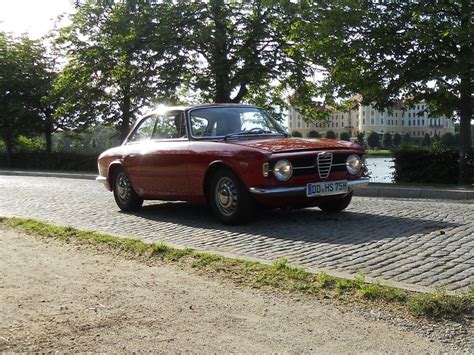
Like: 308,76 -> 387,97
340,132 -> 350,141
325,130 -> 336,139
382,132 -> 392,148
367,131 -> 380,149
0,151 -> 98,171
392,133 -> 402,147
308,130 -> 320,138
291,130 -> 302,137
422,133 -> 431,147
392,147 -> 474,184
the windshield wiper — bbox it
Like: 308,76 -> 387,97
224,128 -> 277,140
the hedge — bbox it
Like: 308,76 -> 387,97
0,151 -> 98,172
392,147 -> 474,184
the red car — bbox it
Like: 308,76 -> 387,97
97,104 -> 369,224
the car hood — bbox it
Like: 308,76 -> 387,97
231,137 -> 362,154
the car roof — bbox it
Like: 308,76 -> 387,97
148,103 -> 259,115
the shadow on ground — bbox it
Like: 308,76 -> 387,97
125,201 -> 457,246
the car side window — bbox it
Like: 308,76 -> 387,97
191,116 -> 212,137
152,111 -> 187,139
128,115 -> 157,142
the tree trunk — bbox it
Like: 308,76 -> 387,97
120,93 -> 132,143
458,0 -> 472,185
44,127 -> 53,155
4,136 -> 13,168
210,0 -> 231,103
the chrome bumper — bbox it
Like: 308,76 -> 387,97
96,176 -> 111,191
249,178 -> 370,197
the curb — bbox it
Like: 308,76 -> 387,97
0,170 -> 96,180
354,184 -> 474,201
1,169 -> 473,201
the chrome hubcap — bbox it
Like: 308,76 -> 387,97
116,173 -> 131,201
215,177 -> 238,216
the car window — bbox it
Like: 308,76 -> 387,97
189,107 -> 285,137
128,115 -> 156,142
191,116 -> 213,137
152,111 -> 186,139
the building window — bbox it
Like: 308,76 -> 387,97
371,110 -> 375,116
417,120 -> 420,126
336,122 -> 338,127
408,120 -> 411,126
381,118 -> 384,125
422,119 -> 424,125
370,118 -> 374,125
363,119 -> 365,125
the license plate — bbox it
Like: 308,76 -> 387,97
306,180 -> 348,197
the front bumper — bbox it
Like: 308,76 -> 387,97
249,177 -> 369,197
96,176 -> 111,191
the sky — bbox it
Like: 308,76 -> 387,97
0,0 -> 74,39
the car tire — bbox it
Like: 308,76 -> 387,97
318,192 -> 353,213
113,168 -> 143,212
210,168 -> 256,224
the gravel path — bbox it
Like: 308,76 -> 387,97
1,227 -> 470,353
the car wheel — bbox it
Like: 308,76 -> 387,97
210,168 -> 256,224
113,169 -> 143,212
318,192 -> 353,213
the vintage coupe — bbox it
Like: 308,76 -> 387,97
97,104 -> 369,224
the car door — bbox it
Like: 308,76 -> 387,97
134,111 -> 191,199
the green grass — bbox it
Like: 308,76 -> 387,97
366,149 -> 392,157
1,216 -> 472,321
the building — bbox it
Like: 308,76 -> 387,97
288,102 -> 455,139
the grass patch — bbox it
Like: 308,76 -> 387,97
366,149 -> 392,157
1,217 -> 472,321
408,290 -> 474,320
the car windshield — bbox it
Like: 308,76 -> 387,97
189,106 -> 287,138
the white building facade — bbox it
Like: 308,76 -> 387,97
288,102 -> 455,138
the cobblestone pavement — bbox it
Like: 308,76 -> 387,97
1,175 -> 472,293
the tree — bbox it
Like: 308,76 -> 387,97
174,0 -> 304,115
340,132 -> 350,141
393,132 -> 402,147
382,132 -> 392,148
367,132 -> 380,149
325,130 -> 336,139
57,1 -> 186,141
308,130 -> 320,138
402,133 -> 411,145
441,132 -> 456,147
422,133 -> 432,147
0,33 -> 43,166
291,130 -> 302,137
298,1 -> 472,183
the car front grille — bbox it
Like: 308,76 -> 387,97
317,152 -> 333,179
270,152 -> 356,179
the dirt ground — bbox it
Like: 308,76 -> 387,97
0,226 -> 470,353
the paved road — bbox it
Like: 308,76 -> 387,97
1,175 -> 472,293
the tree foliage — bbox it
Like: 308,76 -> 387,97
297,1 -> 472,183
325,130 -> 336,139
367,132 -> 380,149
422,133 -> 432,147
393,132 -> 402,147
0,33 -> 50,165
339,132 -> 350,141
308,130 -> 320,138
57,0 -> 186,140
382,132 -> 392,148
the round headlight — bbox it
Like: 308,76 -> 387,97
346,154 -> 362,175
273,159 -> 293,181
